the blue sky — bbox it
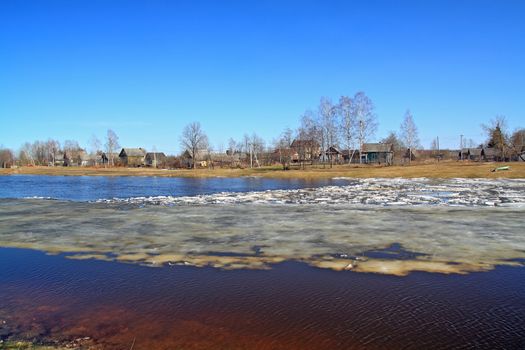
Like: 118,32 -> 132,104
1,0 -> 524,153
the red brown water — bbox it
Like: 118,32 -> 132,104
1,248 -> 524,349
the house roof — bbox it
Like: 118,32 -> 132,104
469,148 -> 483,156
483,148 -> 497,157
325,146 -> 342,154
120,148 -> 146,157
341,149 -> 360,156
362,143 -> 393,153
145,152 -> 166,159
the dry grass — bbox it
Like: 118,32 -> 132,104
1,161 -> 524,179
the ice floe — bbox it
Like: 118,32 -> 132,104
95,178 -> 525,207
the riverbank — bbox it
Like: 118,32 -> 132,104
1,161 -> 524,179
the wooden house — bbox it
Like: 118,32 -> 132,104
290,139 -> 320,163
145,152 -> 167,168
481,148 -> 498,162
119,148 -> 146,167
63,149 -> 89,166
325,146 -> 343,163
403,148 -> 418,162
342,149 -> 360,163
361,143 -> 394,165
459,148 -> 482,161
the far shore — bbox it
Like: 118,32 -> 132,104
1,161 -> 524,179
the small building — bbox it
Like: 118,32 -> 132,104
361,143 -> 394,165
325,146 -> 343,163
342,149 -> 360,163
119,148 -> 146,167
403,148 -> 418,162
145,152 -> 167,168
459,148 -> 482,161
290,139 -> 320,163
63,149 -> 88,166
482,148 -> 498,162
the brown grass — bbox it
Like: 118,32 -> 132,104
1,161 -> 524,179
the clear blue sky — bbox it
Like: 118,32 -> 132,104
1,0 -> 524,153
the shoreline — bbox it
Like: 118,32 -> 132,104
1,161 -> 524,179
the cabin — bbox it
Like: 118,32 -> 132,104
119,148 -> 146,167
403,148 -> 417,162
145,152 -> 167,168
63,149 -> 89,166
342,150 -> 360,163
459,148 -> 482,161
361,143 -> 394,165
325,146 -> 343,163
482,148 -> 498,162
290,139 -> 320,163
181,149 -> 208,168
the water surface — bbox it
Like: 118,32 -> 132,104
1,175 -> 524,349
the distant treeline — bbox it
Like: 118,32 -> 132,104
1,92 -> 524,168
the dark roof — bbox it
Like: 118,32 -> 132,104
326,146 -> 342,154
362,143 -> 393,153
145,152 -> 166,160
341,149 -> 359,156
468,148 -> 482,156
483,148 -> 497,157
119,148 -> 146,157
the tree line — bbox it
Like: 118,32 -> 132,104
1,92 -> 524,168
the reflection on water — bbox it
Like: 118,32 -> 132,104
1,248 -> 524,349
0,174 -> 350,201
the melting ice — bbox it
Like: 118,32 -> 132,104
1,178 -> 524,276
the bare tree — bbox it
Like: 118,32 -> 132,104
338,95 -> 355,163
30,141 -> 47,165
105,129 -> 120,167
180,122 -> 208,169
399,109 -> 420,164
249,132 -> 265,168
510,128 -> 525,161
275,128 -> 294,170
482,116 -> 509,160
46,139 -> 61,166
352,92 -> 377,163
382,131 -> 405,150
89,135 -> 102,155
318,97 -> 339,167
0,147 -> 14,168
19,142 -> 34,166
296,110 -> 321,168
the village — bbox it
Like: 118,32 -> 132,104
1,108 -> 524,171
1,139 -> 524,171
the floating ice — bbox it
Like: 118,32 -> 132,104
1,178 -> 524,276
95,178 -> 525,207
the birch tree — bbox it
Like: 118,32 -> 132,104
399,109 -> 420,164
105,129 -> 120,167
318,97 -> 339,167
180,122 -> 208,169
297,110 -> 321,168
352,92 -> 377,163
46,139 -> 61,166
89,135 -> 102,155
338,95 -> 355,163
276,127 -> 294,170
